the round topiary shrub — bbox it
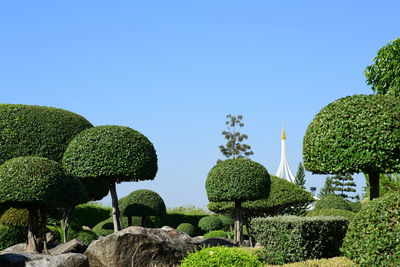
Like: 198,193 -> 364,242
314,195 -> 352,211
176,223 -> 196,237
119,189 -> 166,218
0,208 -> 29,227
198,216 -> 223,232
92,217 -> 129,237
0,225 -> 26,250
204,230 -> 228,239
306,209 -> 356,221
341,193 -> 400,266
180,246 -> 261,267
0,104 -> 92,165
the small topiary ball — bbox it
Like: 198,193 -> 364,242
180,246 -> 261,267
341,193 -> 400,266
198,216 -> 223,232
315,194 -> 352,211
176,223 -> 196,237
119,189 -> 166,217
0,208 -> 29,227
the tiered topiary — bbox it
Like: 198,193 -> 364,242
303,95 -> 400,200
119,189 -> 166,227
314,194 -> 352,211
0,156 -> 89,253
306,209 -> 356,221
198,216 -> 223,232
0,104 -> 92,165
341,193 -> 400,266
176,223 -> 196,237
206,158 -> 270,245
63,125 -> 158,232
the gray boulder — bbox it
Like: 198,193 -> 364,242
0,252 -> 88,267
84,226 -> 197,267
49,239 -> 87,255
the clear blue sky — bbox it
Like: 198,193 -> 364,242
1,1 -> 399,208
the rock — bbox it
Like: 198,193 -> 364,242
46,231 -> 58,243
84,226 -> 197,267
49,239 -> 87,255
197,237 -> 235,248
1,243 -> 27,252
0,252 -> 88,267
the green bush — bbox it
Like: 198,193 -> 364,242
67,228 -> 98,246
347,201 -> 362,213
306,209 -> 355,221
204,230 -> 228,239
47,225 -> 62,243
119,189 -> 166,217
71,202 -> 111,229
176,223 -> 196,236
198,216 -> 223,232
0,225 -> 26,250
251,216 -> 348,264
154,213 -> 206,229
180,246 -> 261,267
0,104 -> 92,165
92,217 -> 129,236
314,195 -> 352,211
341,193 -> 400,266
0,208 -> 29,227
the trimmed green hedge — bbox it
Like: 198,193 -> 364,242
251,216 -> 348,264
198,216 -> 223,232
341,193 -> 400,266
71,202 -> 111,229
306,209 -> 355,221
67,228 -> 98,246
347,201 -> 361,213
156,213 -> 207,230
0,104 -> 92,165
181,246 -> 261,267
204,230 -> 228,239
92,217 -> 129,236
206,158 -> 270,202
63,125 -> 158,183
176,223 -> 196,237
0,208 -> 29,227
119,189 -> 166,217
0,225 -> 26,250
314,194 -> 352,211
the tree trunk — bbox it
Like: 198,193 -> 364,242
39,208 -> 48,254
110,182 -> 122,232
27,207 -> 43,253
234,201 -> 243,246
61,207 -> 75,243
368,171 -> 380,200
128,216 -> 132,227
246,222 -> 254,247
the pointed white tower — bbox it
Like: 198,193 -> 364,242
276,124 -> 295,183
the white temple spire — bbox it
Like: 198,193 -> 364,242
276,123 -> 295,183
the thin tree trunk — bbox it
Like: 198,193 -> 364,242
234,200 -> 243,246
246,222 -> 254,247
110,182 -> 122,232
27,207 -> 43,253
61,207 -> 75,243
128,216 -> 132,227
39,208 -> 48,254
368,171 -> 380,200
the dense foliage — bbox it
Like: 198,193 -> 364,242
63,125 -> 158,183
0,156 -> 88,208
306,209 -> 355,221
304,94 -> 400,175
203,230 -> 228,239
206,158 -> 270,202
0,208 -> 29,227
251,216 -> 348,264
347,201 -> 362,213
198,216 -> 223,232
330,174 -> 357,200
294,162 -> 306,189
92,217 -> 129,236
314,194 -> 352,211
208,176 -> 314,216
341,193 -> 400,266
0,225 -> 26,250
67,228 -> 98,246
71,202 -> 111,229
365,38 -> 400,97
180,246 -> 261,267
119,189 -> 166,217
0,104 -> 92,165
176,223 -> 196,237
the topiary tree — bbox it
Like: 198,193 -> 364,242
0,104 -> 92,165
206,158 -> 270,245
341,193 -> 400,266
365,38 -> 400,97
314,194 -> 352,211
176,223 -> 196,237
63,125 -> 158,232
303,94 -> 400,200
198,216 -> 223,232
119,189 -> 166,227
0,156 -> 89,253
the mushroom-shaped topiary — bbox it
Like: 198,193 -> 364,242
303,94 -> 400,200
0,156 -> 89,253
176,223 -> 196,237
314,194 -> 352,211
63,125 -> 158,232
119,189 -> 166,227
0,104 -> 92,165
206,158 -> 270,245
198,216 -> 223,232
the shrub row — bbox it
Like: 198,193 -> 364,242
251,216 -> 348,264
306,208 -> 355,221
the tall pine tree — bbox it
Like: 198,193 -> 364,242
331,174 -> 357,200
219,114 -> 253,160
318,176 -> 335,198
294,162 -> 306,189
